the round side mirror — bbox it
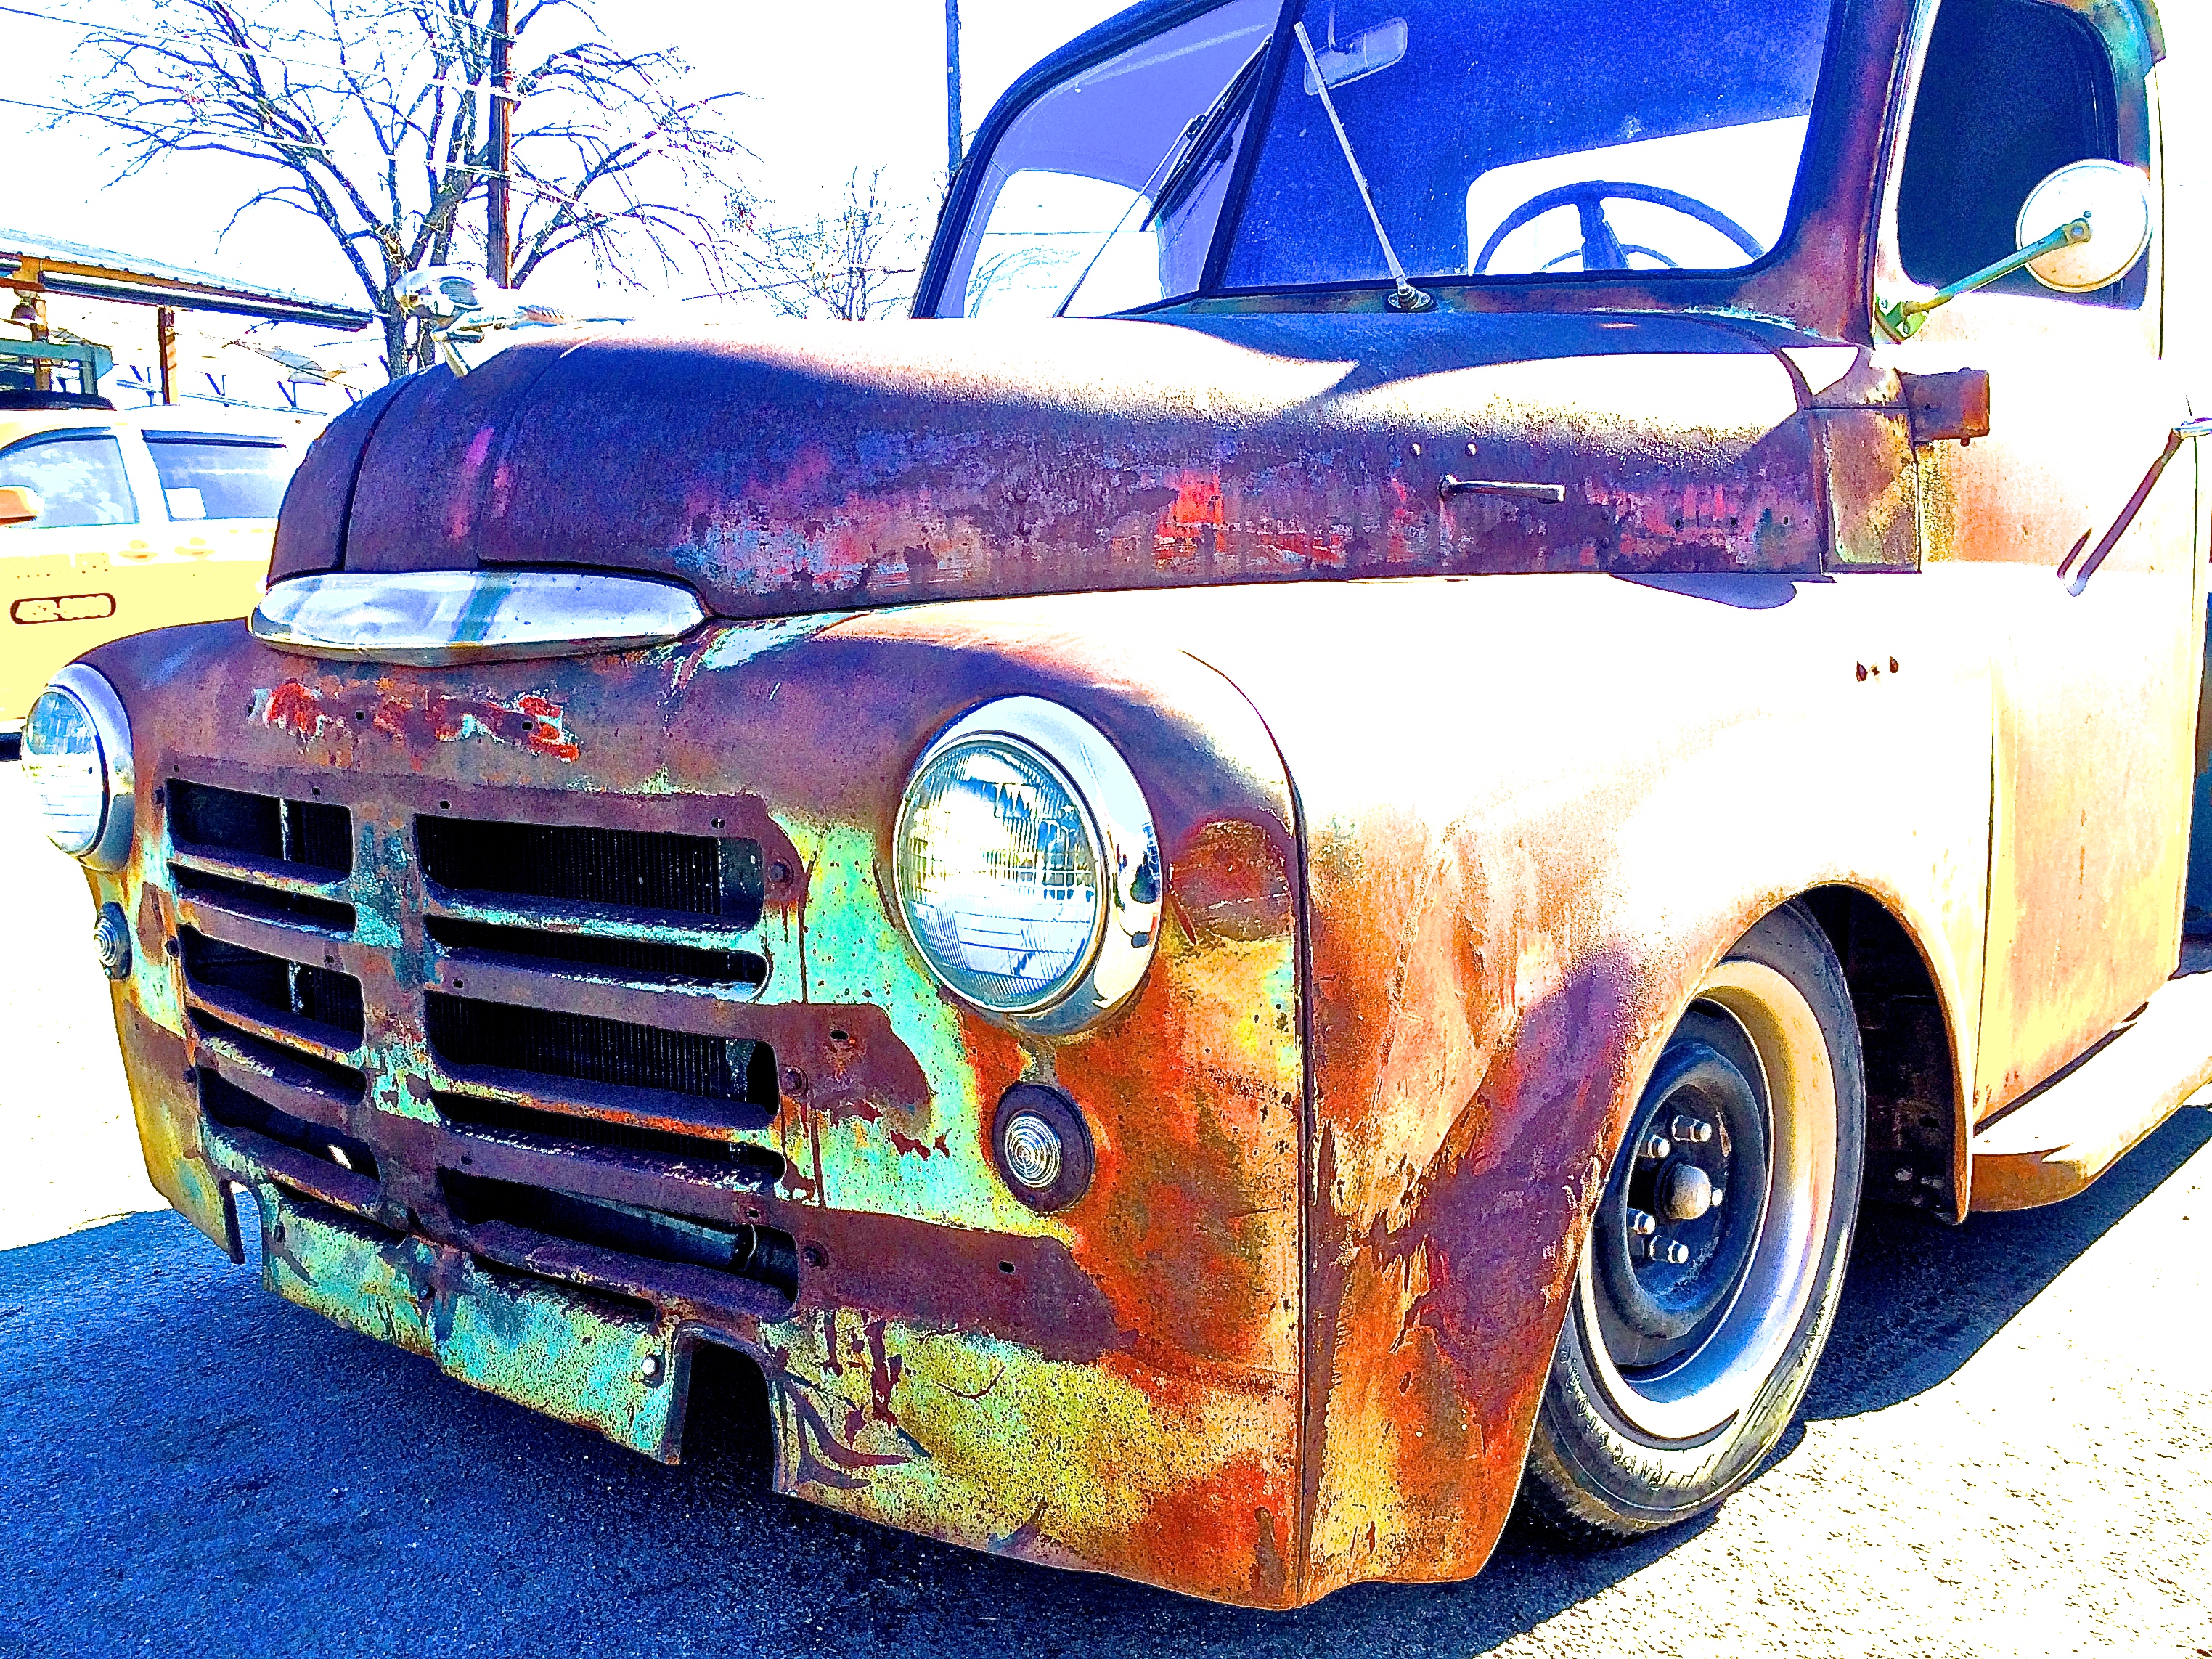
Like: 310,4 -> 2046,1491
2017,159 -> 2154,293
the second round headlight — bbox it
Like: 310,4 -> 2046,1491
23,664 -> 133,867
893,698 -> 1160,1030
23,685 -> 106,857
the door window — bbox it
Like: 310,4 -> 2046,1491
1895,0 -> 2131,302
144,433 -> 295,521
0,432 -> 138,528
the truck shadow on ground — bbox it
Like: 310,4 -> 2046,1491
3,1107 -> 2203,1659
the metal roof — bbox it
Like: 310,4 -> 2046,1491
0,227 -> 375,329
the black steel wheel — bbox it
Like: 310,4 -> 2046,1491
1519,902 -> 1865,1540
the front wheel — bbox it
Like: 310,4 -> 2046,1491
1519,902 -> 1865,1539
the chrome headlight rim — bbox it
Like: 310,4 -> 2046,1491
893,696 -> 1162,1035
25,664 -> 134,870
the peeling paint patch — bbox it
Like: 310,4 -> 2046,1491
253,680 -> 344,743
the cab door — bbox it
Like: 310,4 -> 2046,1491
0,425 -> 156,725
1879,0 -> 2197,1115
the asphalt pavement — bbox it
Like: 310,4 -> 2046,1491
2,758 -> 2208,1658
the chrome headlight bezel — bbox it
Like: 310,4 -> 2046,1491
893,696 -> 1162,1035
23,664 -> 134,869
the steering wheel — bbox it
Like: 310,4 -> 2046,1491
1472,180 -> 1765,275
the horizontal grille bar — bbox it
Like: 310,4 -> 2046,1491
427,916 -> 767,989
182,929 -> 364,1047
174,865 -> 356,935
426,992 -> 778,1130
441,1173 -> 797,1304
171,780 -> 352,875
202,1069 -> 378,1181
193,1013 -> 365,1125
436,1092 -> 783,1184
417,816 -> 763,926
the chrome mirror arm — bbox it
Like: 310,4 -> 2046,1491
1876,216 -> 2091,343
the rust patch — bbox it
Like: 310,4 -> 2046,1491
1171,818 -> 1295,944
253,677 -> 581,761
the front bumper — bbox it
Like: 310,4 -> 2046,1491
92,610 -> 1311,1606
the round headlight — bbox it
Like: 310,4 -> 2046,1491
894,698 -> 1161,1032
23,665 -> 134,867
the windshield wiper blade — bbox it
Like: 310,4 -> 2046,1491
1144,38 -> 1272,231
1292,20 -> 1434,313
1053,37 -> 1273,319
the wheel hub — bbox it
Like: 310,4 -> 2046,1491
1593,1011 -> 1771,1371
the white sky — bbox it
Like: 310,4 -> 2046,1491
1,1 -> 1127,339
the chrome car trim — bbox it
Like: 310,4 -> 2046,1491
41,662 -> 136,871
896,696 -> 1164,1036
250,570 -> 709,666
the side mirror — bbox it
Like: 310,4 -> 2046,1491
2017,159 -> 2154,292
0,486 -> 43,526
1877,158 -> 2155,341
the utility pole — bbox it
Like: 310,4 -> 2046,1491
944,0 -> 963,179
486,0 -> 513,288
156,306 -> 177,404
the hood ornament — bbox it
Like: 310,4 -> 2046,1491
395,266 -> 612,375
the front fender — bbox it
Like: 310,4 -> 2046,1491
1174,567 -> 1990,1594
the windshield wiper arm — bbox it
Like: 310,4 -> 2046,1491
1053,38 -> 1273,319
1291,20 -> 1434,313
1145,39 -> 1272,230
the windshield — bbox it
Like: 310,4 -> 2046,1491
929,0 -> 1278,318
931,0 -> 1835,314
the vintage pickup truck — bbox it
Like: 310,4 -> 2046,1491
21,0 -> 2212,1610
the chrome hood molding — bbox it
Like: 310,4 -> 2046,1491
250,570 -> 708,665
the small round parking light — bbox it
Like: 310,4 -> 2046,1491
992,1083 -> 1093,1212
1003,1113 -> 1064,1189
93,902 -> 132,980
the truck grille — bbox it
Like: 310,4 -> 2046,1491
425,992 -> 781,1129
417,816 -> 764,923
160,773 -> 841,1321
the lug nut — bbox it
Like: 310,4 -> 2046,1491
1649,1237 -> 1691,1265
1670,1114 -> 1715,1145
1626,1207 -> 1657,1236
1708,1186 -> 1724,1207
1640,1133 -> 1673,1162
639,1353 -> 663,1383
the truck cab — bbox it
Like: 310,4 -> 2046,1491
20,0 -> 2211,1608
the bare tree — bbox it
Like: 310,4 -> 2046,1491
60,0 -> 751,375
729,166 -> 921,322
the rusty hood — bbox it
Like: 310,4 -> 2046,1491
272,310 -> 1827,616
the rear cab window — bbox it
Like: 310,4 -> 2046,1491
143,431 -> 293,521
0,431 -> 139,528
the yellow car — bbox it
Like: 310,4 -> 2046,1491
1,401 -> 319,731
